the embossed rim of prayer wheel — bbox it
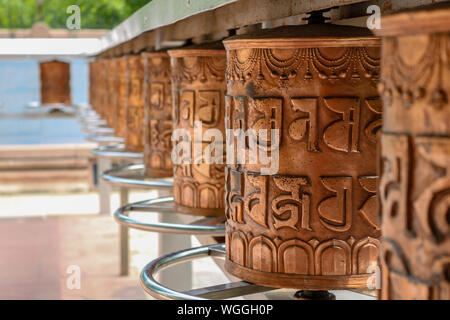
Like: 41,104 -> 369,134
40,60 -> 71,105
222,25 -> 382,290
168,43 -> 227,217
141,51 -> 173,178
125,54 -> 145,152
372,3 -> 450,300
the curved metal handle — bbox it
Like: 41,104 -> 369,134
81,126 -> 115,136
86,135 -> 124,145
114,196 -> 226,235
140,243 -> 226,300
78,119 -> 107,126
91,144 -> 142,159
101,163 -> 173,189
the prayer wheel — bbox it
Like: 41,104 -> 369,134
168,43 -> 227,217
374,3 -> 450,300
125,54 -> 144,152
223,25 -> 382,289
115,57 -> 128,138
106,58 -> 117,129
141,52 -> 173,178
39,60 -> 71,105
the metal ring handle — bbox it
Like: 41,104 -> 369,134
85,135 -> 124,145
81,126 -> 115,136
140,244 -> 275,300
114,196 -> 226,235
140,243 -> 226,300
102,163 -> 173,189
78,119 -> 107,126
91,144 -> 142,159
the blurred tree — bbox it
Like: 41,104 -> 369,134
0,0 -> 151,29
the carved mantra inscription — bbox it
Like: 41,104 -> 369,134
378,30 -> 450,300
169,48 -> 227,217
142,52 -> 173,177
125,55 -> 144,152
224,40 -> 382,289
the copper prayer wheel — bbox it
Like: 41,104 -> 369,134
106,58 -> 117,129
168,44 -> 227,217
374,4 -> 450,300
115,57 -> 128,138
125,54 -> 144,152
39,60 -> 71,105
141,52 -> 173,178
223,25 -> 382,290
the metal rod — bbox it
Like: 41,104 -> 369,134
81,126 -> 115,136
114,197 -> 226,235
91,145 -> 142,160
101,163 -> 173,189
119,185 -> 130,276
86,135 -> 124,145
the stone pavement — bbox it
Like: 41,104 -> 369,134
0,191 -> 228,300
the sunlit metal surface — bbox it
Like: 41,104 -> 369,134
114,197 -> 226,235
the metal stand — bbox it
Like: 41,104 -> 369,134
90,144 -> 144,276
101,162 -> 224,291
85,135 -> 124,145
114,197 -> 225,235
140,243 -> 275,300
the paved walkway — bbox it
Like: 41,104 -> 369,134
0,214 -> 149,299
0,191 -> 229,300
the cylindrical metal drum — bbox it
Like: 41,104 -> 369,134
116,57 -> 128,138
374,4 -> 450,300
106,58 -> 117,129
40,60 -> 71,105
223,25 -> 382,290
98,59 -> 107,119
125,54 -> 145,152
168,44 -> 227,217
142,52 -> 173,178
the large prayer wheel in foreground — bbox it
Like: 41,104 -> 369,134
223,25 -> 382,289
141,52 -> 173,177
125,54 -> 144,152
168,44 -> 227,217
374,4 -> 450,300
40,60 -> 71,105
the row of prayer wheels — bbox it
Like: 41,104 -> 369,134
89,4 -> 450,299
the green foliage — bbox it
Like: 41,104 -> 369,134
0,0 -> 152,29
